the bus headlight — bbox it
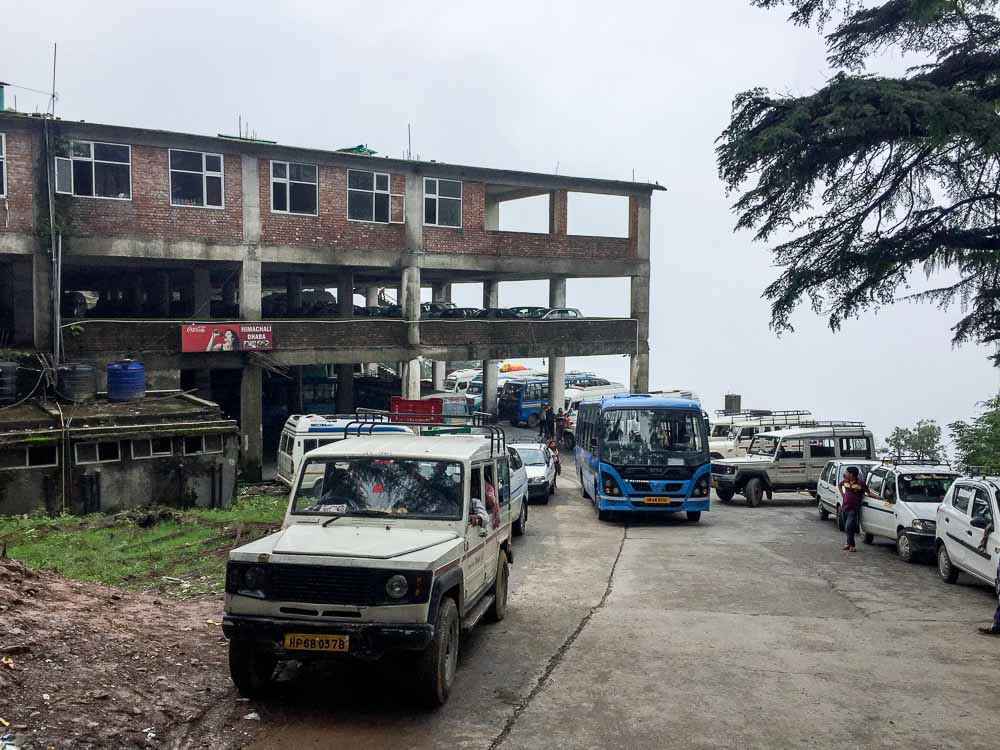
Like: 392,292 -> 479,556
693,476 -> 710,497
602,473 -> 622,496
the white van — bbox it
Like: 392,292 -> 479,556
563,383 -> 629,413
275,415 -> 413,488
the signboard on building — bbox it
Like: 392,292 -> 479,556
181,323 -> 274,353
391,396 -> 443,424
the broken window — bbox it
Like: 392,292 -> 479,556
170,150 -> 224,208
271,161 -> 318,215
27,445 -> 58,467
347,169 -> 402,224
424,178 -> 462,228
75,440 -> 121,465
55,141 -> 131,200
0,133 -> 6,197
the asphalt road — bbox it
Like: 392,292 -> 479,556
246,462 -> 1000,750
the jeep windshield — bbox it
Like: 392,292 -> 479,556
899,474 -> 957,502
293,458 -> 464,520
599,408 -> 707,466
748,436 -> 779,456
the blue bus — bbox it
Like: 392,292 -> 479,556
574,394 -> 711,522
498,373 -> 609,426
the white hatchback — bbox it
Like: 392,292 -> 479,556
935,476 -> 1000,586
509,442 -> 557,504
816,459 -> 880,528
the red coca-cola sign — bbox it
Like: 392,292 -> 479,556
181,323 -> 274,353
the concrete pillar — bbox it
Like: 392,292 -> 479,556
192,267 -> 212,319
549,190 -> 568,235
431,282 -> 451,391
34,251 -> 52,351
152,271 -> 171,318
548,276 -> 567,414
240,364 -> 263,482
364,287 -> 380,377
338,272 -> 354,318
402,172 -> 424,391
485,193 -> 500,231
287,274 -> 303,316
127,275 -> 144,316
401,359 -> 421,401
336,271 -> 355,412
239,259 -> 262,319
480,279 -> 500,416
629,194 -> 651,393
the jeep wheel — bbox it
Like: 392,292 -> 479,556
744,478 -> 764,508
686,511 -> 701,523
937,544 -> 959,584
417,596 -> 460,707
228,641 -> 276,699
897,532 -> 914,563
513,501 -> 527,536
487,554 -> 509,622
716,487 -> 735,503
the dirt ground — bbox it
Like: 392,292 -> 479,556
0,558 -> 264,750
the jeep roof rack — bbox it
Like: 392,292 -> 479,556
344,409 -> 506,457
881,455 -> 952,469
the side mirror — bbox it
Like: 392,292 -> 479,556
971,517 -> 990,530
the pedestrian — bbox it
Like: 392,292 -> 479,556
544,405 -> 556,441
556,408 -> 566,443
537,403 -> 547,437
976,517 -> 1000,636
839,466 -> 866,552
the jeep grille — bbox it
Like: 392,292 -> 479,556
268,564 -> 378,606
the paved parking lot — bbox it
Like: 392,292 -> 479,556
247,470 -> 1000,750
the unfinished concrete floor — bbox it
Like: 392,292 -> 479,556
244,471 -> 1000,750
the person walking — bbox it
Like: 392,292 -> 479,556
537,403 -> 547,437
977,518 -> 1000,636
556,408 -> 567,444
839,466 -> 866,552
544,405 -> 556,441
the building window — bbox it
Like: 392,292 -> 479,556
0,133 -> 6,198
0,444 -> 59,470
131,437 -> 174,459
271,161 -> 318,215
348,169 -> 403,224
54,141 -> 131,200
75,441 -> 121,465
183,434 -> 224,455
424,178 -> 462,228
170,150 -> 224,208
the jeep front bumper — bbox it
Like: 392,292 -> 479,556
223,615 -> 435,659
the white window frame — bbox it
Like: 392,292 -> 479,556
423,177 -> 463,228
130,437 -> 174,460
169,149 -> 224,209
54,141 -> 132,201
182,434 -> 224,456
0,133 -> 7,198
271,160 -> 319,216
0,444 -> 59,471
74,440 -> 122,465
347,169 -> 404,224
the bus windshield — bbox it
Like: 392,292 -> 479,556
599,409 -> 706,465
293,458 -> 464,519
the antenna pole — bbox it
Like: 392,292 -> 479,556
50,42 -> 57,116
407,124 -> 412,160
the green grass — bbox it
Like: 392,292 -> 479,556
0,493 -> 288,596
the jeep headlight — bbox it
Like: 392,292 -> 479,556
226,562 -> 268,599
385,574 -> 409,599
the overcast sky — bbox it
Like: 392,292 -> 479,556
5,0 -> 997,445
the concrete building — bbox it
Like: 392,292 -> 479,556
0,110 -> 660,480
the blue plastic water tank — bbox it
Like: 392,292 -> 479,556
106,360 -> 146,402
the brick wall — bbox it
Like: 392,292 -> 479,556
0,128 -> 38,235
423,181 -> 632,259
59,146 -> 244,243
259,163 -> 406,253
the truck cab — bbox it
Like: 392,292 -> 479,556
224,431 -> 514,706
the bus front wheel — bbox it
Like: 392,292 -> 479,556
527,414 -> 539,429
686,511 -> 701,523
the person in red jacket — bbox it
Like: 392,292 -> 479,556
839,466 -> 867,552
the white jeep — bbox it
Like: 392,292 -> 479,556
712,425 -> 874,506
223,432 -> 514,706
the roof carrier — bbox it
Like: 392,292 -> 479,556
714,409 -> 812,418
881,455 -> 952,469
343,408 -> 507,457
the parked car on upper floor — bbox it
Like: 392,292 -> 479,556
858,462 -> 960,562
816,459 -> 880,529
421,301 -> 457,317
436,307 -> 479,319
935,475 -> 1000,586
475,308 -> 520,320
540,308 -> 582,320
510,306 -> 549,319
364,305 -> 402,318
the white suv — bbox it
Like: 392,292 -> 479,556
858,463 -> 959,562
935,476 -> 999,586
223,432 -> 514,706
